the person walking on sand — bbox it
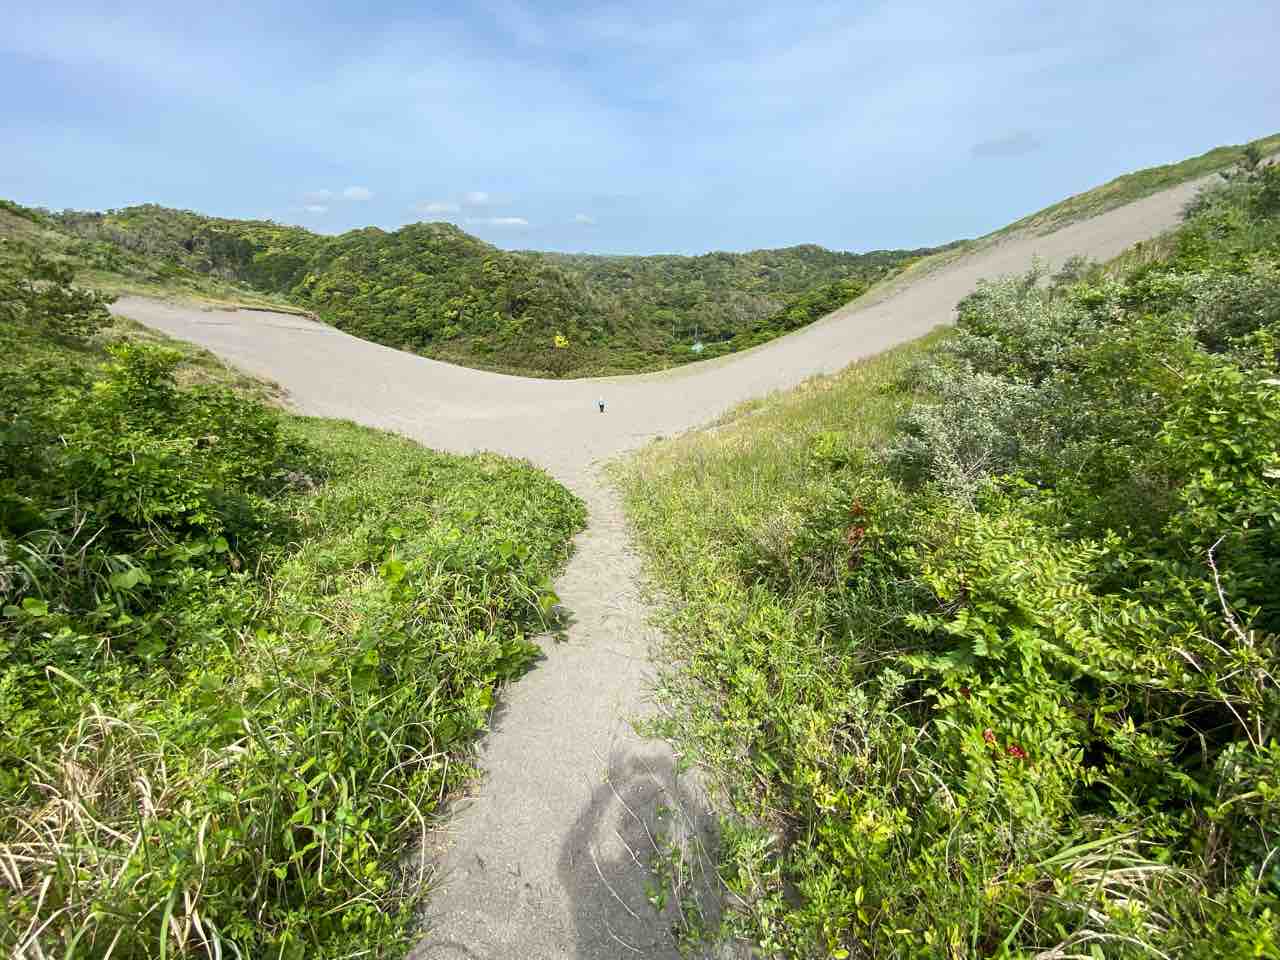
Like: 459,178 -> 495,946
597,397 -> 606,413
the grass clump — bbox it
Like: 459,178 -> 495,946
619,158 -> 1280,956
0,258 -> 585,956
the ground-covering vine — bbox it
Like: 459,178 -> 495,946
0,258 -> 585,957
620,153 -> 1280,957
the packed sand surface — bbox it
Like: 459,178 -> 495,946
111,173 -> 1210,958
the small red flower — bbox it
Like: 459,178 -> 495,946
982,728 -> 996,745
959,687 -> 971,699
1006,744 -> 1028,761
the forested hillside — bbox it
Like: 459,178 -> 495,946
621,151 -> 1280,955
540,242 -> 951,366
0,200 -> 938,377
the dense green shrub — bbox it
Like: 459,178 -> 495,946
0,262 -> 586,956
0,253 -> 113,343
622,159 -> 1280,957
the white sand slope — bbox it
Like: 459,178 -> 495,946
110,172 -> 1211,959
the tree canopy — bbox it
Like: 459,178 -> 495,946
12,201 -> 947,377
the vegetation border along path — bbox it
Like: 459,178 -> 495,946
107,166 -> 1220,958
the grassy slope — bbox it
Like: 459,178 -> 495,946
616,343 -> 938,953
0,285 -> 585,955
617,159 -> 1280,956
999,131 -> 1280,236
875,130 -> 1280,292
0,200 -> 299,311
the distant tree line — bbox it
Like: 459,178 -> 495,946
33,202 -> 948,377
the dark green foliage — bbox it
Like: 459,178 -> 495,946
0,260 -> 586,956
542,246 -> 941,366
0,252 -> 114,342
622,160 -> 1280,956
676,277 -> 875,362
17,202 -> 938,377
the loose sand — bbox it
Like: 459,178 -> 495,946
111,172 -> 1212,958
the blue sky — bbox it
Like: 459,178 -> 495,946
3,1 -> 1277,255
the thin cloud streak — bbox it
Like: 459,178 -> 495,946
468,216 -> 530,227
972,131 -> 1042,158
414,200 -> 460,214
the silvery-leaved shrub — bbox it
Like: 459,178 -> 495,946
1183,260 -> 1280,351
945,263 -> 1100,384
888,361 -> 1040,500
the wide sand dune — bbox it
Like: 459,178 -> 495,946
111,171 -> 1210,958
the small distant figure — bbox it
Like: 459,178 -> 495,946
597,397 -> 606,414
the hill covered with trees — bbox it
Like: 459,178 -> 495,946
0,200 -> 943,377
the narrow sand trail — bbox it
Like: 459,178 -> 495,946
111,174 -> 1211,959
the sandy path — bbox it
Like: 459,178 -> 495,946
110,172 -> 1210,958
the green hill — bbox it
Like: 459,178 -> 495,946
3,132 -> 1273,379
1,200 -> 941,378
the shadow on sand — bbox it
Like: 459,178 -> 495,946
555,738 -> 728,958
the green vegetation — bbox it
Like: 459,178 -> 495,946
1001,131 -> 1280,237
619,157 -> 1280,956
3,134 -> 1274,381
879,132 -> 1280,294
539,245 -> 951,367
0,200 -> 298,311
2,199 -> 940,378
0,257 -> 585,956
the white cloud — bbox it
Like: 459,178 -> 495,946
302,204 -> 329,214
24,2 -> 1279,256
467,216 -> 529,227
413,200 -> 460,215
343,185 -> 374,200
462,190 -> 492,207
573,213 -> 596,225
303,188 -> 332,203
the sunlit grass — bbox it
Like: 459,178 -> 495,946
620,330 -> 944,568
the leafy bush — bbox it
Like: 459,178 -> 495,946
621,157 -> 1280,957
0,252 -> 113,342
0,261 -> 586,956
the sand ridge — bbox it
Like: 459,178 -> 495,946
111,172 -> 1211,958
